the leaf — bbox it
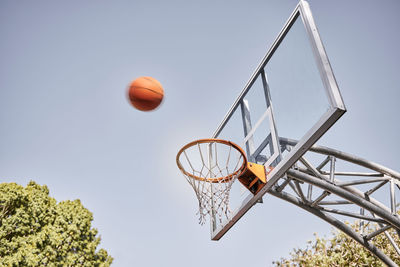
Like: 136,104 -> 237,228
0,181 -> 113,266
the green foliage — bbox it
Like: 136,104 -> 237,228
0,181 -> 113,266
273,221 -> 400,266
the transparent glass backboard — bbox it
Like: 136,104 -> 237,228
211,0 -> 345,240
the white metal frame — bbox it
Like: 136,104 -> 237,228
272,138 -> 400,267
211,0 -> 346,240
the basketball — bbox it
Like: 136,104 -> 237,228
127,76 -> 164,111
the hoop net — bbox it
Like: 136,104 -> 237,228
176,139 -> 247,225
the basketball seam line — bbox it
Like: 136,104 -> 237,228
142,77 -> 163,92
133,86 -> 164,96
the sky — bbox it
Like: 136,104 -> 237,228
1,0 -> 399,266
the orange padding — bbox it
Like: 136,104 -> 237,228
238,162 -> 273,195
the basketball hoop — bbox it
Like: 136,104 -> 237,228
176,139 -> 268,224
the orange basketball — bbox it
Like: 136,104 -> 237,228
127,76 -> 164,111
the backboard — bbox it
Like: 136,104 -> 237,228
211,0 -> 346,240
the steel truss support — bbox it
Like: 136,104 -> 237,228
268,138 -> 400,266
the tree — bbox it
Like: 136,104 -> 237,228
0,181 -> 113,266
273,221 -> 400,266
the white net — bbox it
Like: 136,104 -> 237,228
176,139 -> 246,225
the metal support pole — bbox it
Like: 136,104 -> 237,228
390,179 -> 396,215
287,169 -> 400,230
329,155 -> 335,182
310,191 -> 330,207
269,189 -> 398,267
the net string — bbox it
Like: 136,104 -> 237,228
179,141 -> 245,225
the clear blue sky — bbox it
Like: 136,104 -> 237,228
1,0 -> 399,266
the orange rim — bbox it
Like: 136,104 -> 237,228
176,138 -> 248,183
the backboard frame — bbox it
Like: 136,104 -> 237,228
211,0 -> 346,240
